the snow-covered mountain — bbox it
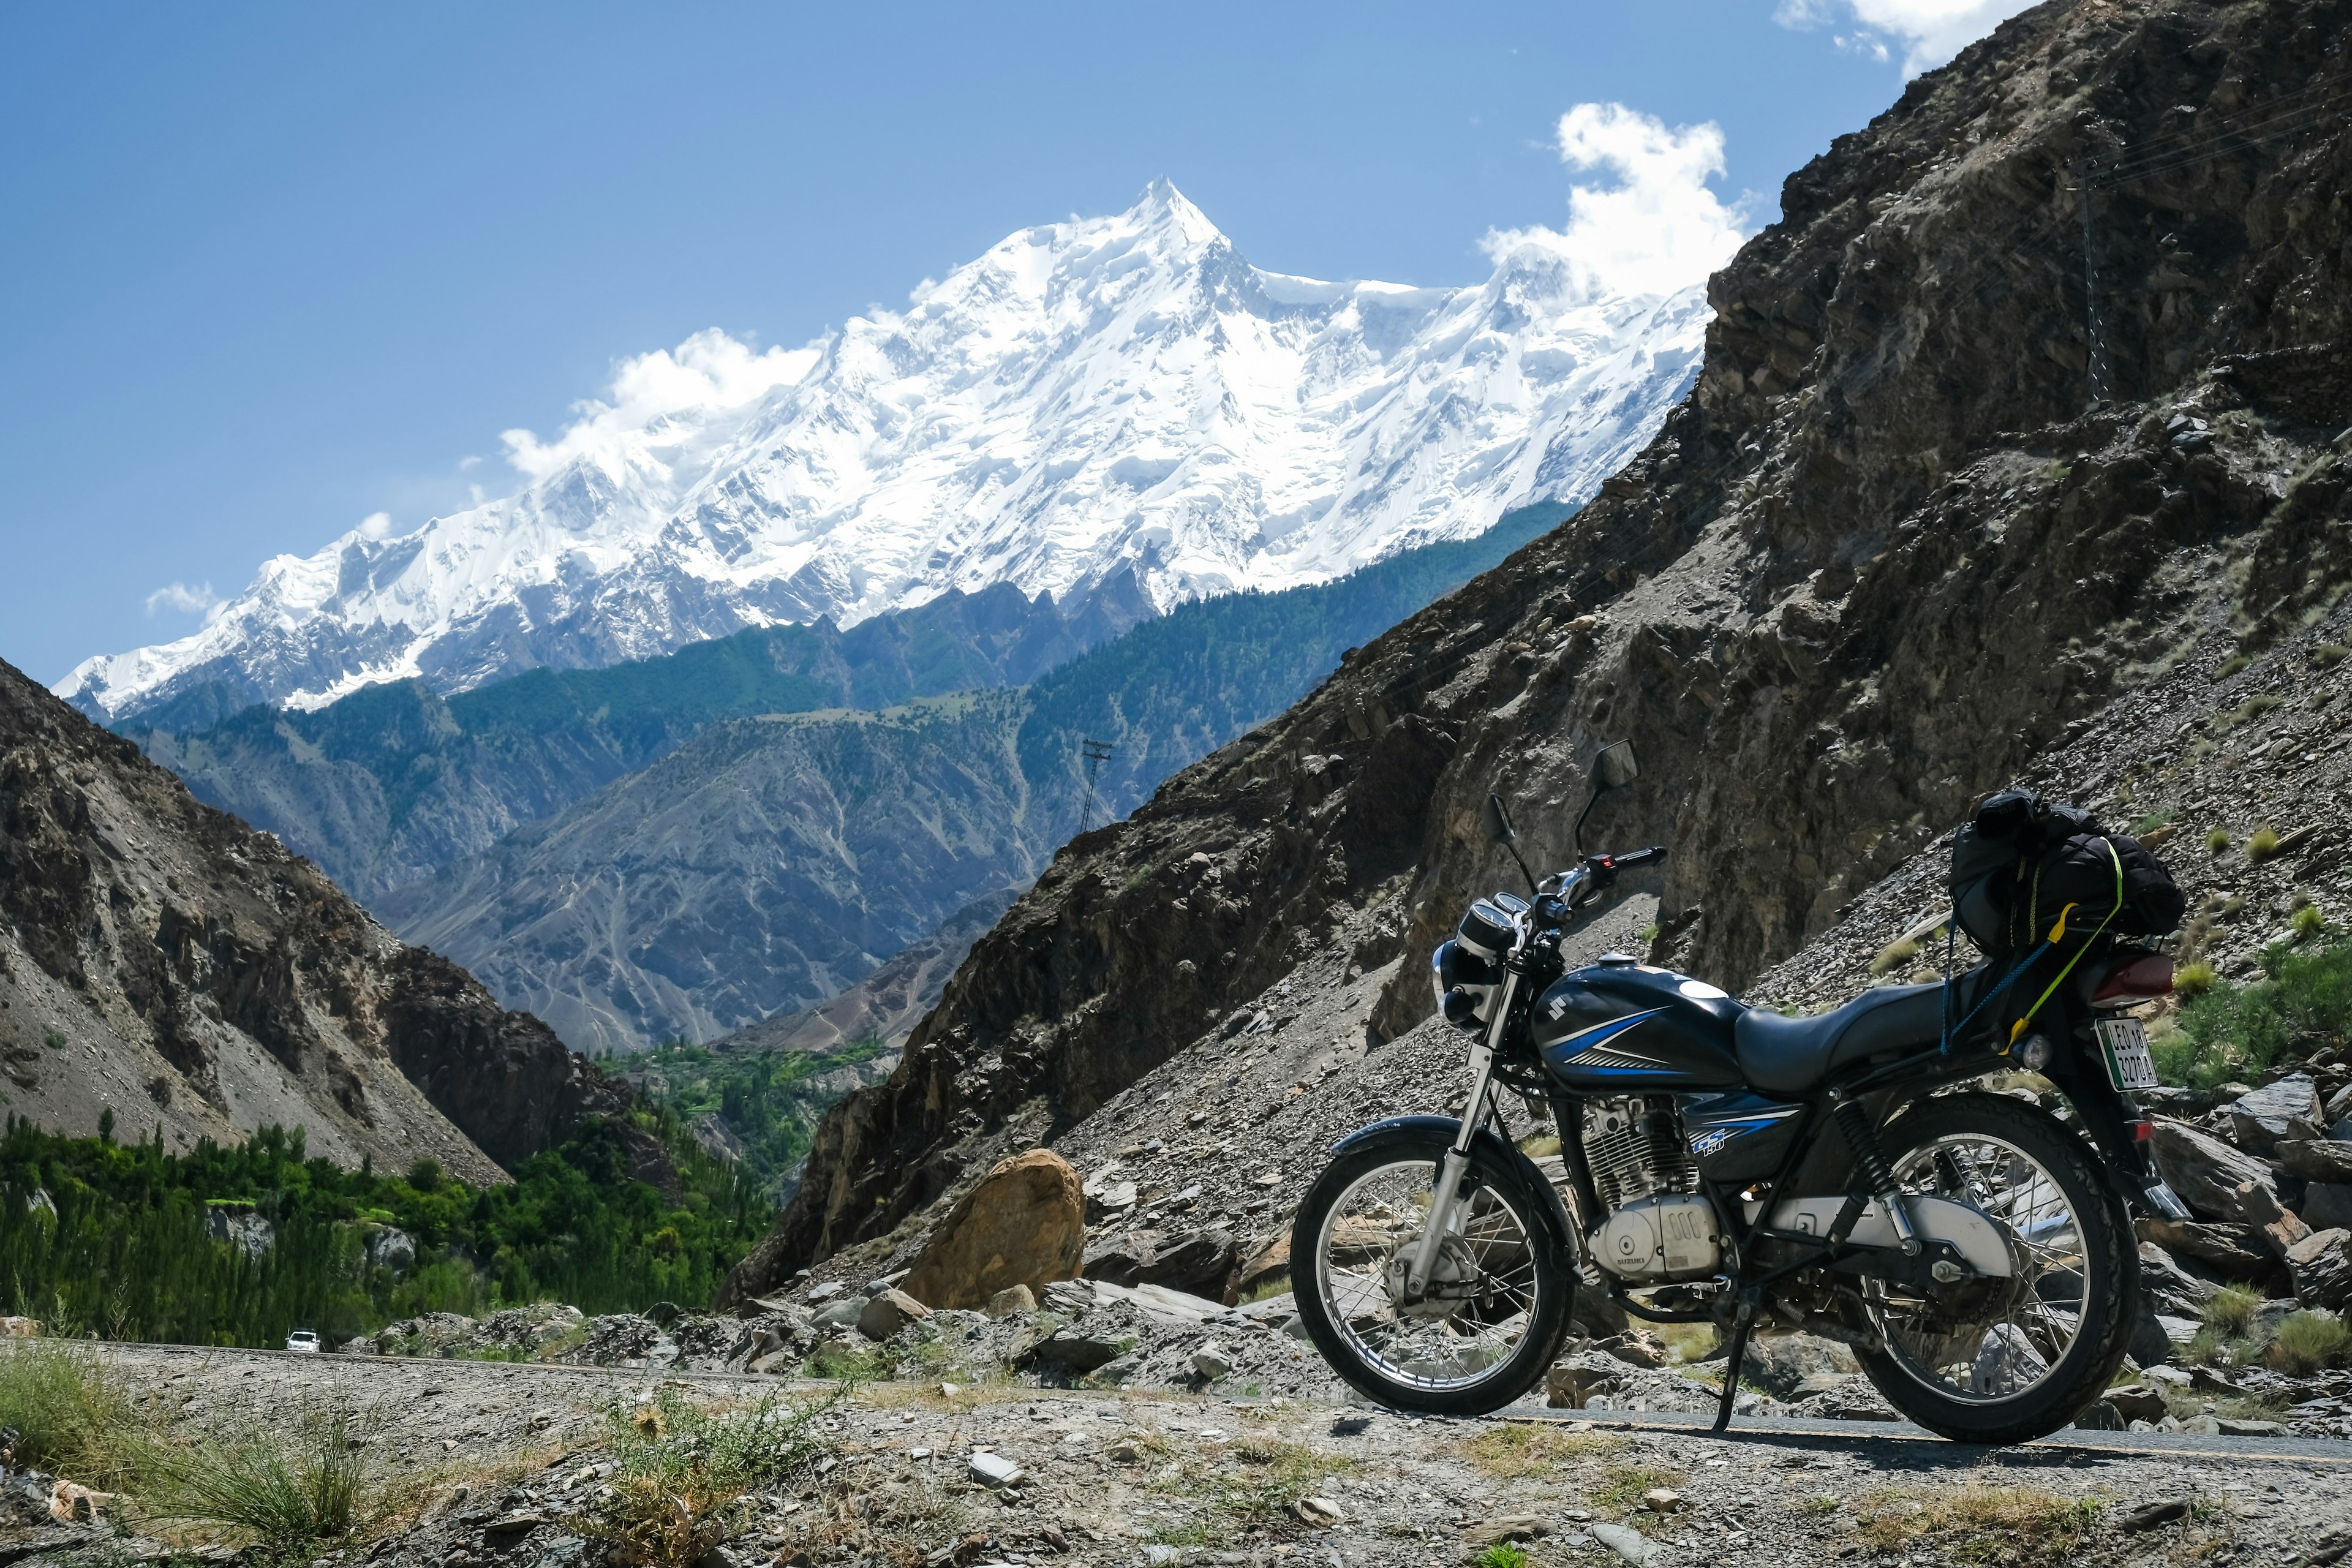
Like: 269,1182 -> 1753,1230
61,179 -> 1709,722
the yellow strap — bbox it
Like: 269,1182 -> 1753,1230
2048,902 -> 2080,943
2005,842 -> 2126,1050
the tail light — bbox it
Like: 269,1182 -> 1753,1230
2091,954 -> 2173,1006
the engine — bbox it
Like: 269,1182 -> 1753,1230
1581,1096 -> 1722,1281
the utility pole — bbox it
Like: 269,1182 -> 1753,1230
2078,164 -> 2109,407
1079,738 -> 1115,831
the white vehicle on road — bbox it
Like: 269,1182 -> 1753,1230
285,1329 -> 320,1354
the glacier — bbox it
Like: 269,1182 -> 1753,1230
59,179 -> 1710,722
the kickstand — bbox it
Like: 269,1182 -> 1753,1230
1712,1290 -> 1758,1434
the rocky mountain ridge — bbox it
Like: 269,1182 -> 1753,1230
741,0 -> 2352,1286
0,657 -> 630,1180
61,182 -> 1706,723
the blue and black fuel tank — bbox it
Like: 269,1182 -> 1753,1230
1531,957 -> 1744,1090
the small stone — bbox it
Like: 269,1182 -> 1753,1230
2106,1385 -> 2168,1423
2214,1416 -> 2288,1436
2117,1500 -> 2192,1532
2072,1399 -> 2126,1431
1642,1488 -> 1684,1513
1108,1440 -> 1142,1463
806,1281 -> 845,1303
1589,1521 -> 1664,1566
1293,1497 -> 1344,1527
1192,1344 -> 1234,1381
1463,1516 -> 1550,1545
968,1452 -> 1025,1489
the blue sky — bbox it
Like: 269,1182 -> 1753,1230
0,1 -> 2022,686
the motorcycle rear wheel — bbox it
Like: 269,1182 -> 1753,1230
1851,1092 -> 2138,1444
1290,1125 -> 1574,1416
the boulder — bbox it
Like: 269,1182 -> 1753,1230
2137,1242 -> 2221,1315
2137,1218 -> 2280,1282
856,1288 -> 931,1341
1234,1229 -> 1291,1297
2150,1121 -> 2294,1237
2304,1183 -> 2352,1232
2106,1384 -> 2169,1422
1141,1227 -> 1241,1299
984,1284 -> 1036,1318
2230,1076 -> 2322,1152
2280,1140 -> 2352,1185
1082,1230 -> 1160,1287
1741,1332 -> 1860,1399
2286,1229 -> 2352,1310
900,1149 -> 1086,1310
2072,1399 -> 2126,1430
1544,1354 -> 1626,1409
812,1297 -> 866,1331
1021,1325 -> 1137,1373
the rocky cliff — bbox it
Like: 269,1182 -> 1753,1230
732,0 -> 2352,1292
0,657 -> 629,1178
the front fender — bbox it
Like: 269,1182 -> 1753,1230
1329,1115 -> 1580,1263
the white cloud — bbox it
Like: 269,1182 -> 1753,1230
356,511 -> 394,539
500,328 -> 820,483
1776,0 -> 2037,75
1482,102 -> 1752,300
145,581 -> 219,618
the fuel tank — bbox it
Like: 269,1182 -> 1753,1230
1532,957 -> 1743,1090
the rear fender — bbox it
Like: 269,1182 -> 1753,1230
1330,1115 -> 1580,1263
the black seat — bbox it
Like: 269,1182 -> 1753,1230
1733,982 -> 1951,1095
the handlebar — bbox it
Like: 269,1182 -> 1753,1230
1606,845 -> 1667,870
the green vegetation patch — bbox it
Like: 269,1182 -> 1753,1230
0,1110 -> 771,1349
2155,933 -> 2352,1089
620,1036 -> 894,1202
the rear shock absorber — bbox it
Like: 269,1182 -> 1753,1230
1829,1088 -> 1921,1255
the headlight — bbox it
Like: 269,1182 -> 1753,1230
1431,940 -> 1498,1035
1456,900 -> 1516,960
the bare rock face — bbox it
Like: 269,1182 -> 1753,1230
893,1149 -> 1085,1311
0,656 -> 634,1178
2230,1076 -> 2321,1153
737,0 -> 2352,1282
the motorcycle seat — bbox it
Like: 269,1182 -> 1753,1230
1733,982 -> 1950,1094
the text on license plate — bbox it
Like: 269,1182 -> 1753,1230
2094,1017 -> 2160,1091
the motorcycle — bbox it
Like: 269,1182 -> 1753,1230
1289,741 -> 2182,1444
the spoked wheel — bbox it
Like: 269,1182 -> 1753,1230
1289,1126 -> 1573,1415
1852,1093 -> 2137,1444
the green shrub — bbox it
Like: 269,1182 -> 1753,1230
2165,936 -> 2352,1088
2174,962 -> 2218,998
2206,829 -> 2233,853
1473,1547 -> 1531,1568
2130,809 -> 2175,837
2267,1311 -> 2352,1376
2214,654 -> 2252,679
2202,1285 -> 2263,1339
2248,826 -> 2283,862
2294,905 -> 2327,940
2313,644 -> 2349,668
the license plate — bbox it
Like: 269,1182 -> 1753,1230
2094,1017 -> 2160,1091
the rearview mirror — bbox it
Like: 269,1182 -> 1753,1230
1594,740 -> 1640,791
1482,794 -> 1518,845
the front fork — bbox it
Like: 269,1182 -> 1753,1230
1404,968 -> 1518,1295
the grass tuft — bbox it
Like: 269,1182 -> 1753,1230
2173,962 -> 2218,999
132,1403 -> 378,1556
2214,654 -> 2252,679
1855,1484 -> 2103,1564
1464,1423 -> 1621,1479
1589,1463 -> 1687,1513
586,1384 -> 843,1567
2313,644 -> 2349,668
2206,828 -> 2233,854
0,1340 -> 131,1479
2248,826 -> 2283,863
2267,1311 -> 2352,1375
1871,939 -> 1921,976
2202,1284 -> 2263,1340
2294,905 -> 2327,940
1472,1546 -> 1530,1568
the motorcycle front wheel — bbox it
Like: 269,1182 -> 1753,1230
1852,1091 -> 2138,1444
1289,1125 -> 1574,1416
